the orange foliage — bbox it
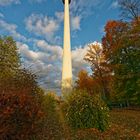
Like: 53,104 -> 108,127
102,20 -> 128,61
75,70 -> 100,94
0,89 -> 43,140
84,43 -> 112,99
0,69 -> 44,140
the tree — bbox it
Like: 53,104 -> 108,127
0,36 -> 21,93
39,93 -> 64,140
84,43 -> 111,100
0,36 -> 65,139
119,0 -> 140,22
62,90 -> 109,131
102,20 -> 140,105
0,70 -> 44,140
0,36 -> 44,139
0,36 -> 20,76
75,70 -> 96,94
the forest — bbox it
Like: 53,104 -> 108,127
0,0 -> 140,139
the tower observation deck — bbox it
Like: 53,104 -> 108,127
62,0 -> 71,4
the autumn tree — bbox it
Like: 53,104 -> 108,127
0,36 -> 45,139
119,0 -> 140,22
0,36 -> 66,139
75,70 -> 96,94
0,69 -> 45,139
84,43 -> 111,100
102,20 -> 140,105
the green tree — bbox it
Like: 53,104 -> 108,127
63,90 -> 109,132
0,36 -> 21,93
102,20 -> 140,105
0,36 -> 20,76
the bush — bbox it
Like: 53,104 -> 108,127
63,90 -> 109,131
39,92 -> 64,140
0,90 -> 44,140
0,36 -> 64,139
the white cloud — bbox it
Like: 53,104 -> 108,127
17,42 -> 41,61
0,0 -> 46,5
17,41 -> 62,91
25,0 -> 103,39
29,0 -> 45,3
72,45 -> 89,76
70,0 -> 102,18
0,12 -> 4,18
17,40 -> 61,63
0,0 -> 20,6
25,14 -> 59,42
17,39 -> 92,92
0,19 -> 27,42
111,1 -> 119,9
68,0 -> 103,32
72,41 -> 102,77
55,12 -> 81,31
36,40 -> 63,60
0,19 -> 16,30
55,12 -> 64,22
99,24 -> 105,35
71,16 -> 81,30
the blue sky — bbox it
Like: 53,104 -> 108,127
0,0 -> 120,93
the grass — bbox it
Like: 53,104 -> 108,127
110,109 -> 140,132
65,109 -> 140,140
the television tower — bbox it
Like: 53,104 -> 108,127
62,0 -> 72,90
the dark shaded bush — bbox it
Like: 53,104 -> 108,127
39,92 -> 64,140
0,69 -> 45,140
62,90 -> 109,131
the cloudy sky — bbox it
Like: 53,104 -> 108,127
0,0 -> 120,93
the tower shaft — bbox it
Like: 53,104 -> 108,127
62,0 -> 72,89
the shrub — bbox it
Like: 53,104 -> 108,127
0,67 -> 45,140
63,90 -> 109,131
0,36 -> 63,139
0,90 -> 44,140
39,92 -> 64,140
